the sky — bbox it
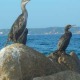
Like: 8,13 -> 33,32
0,0 -> 80,29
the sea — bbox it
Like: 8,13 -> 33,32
0,34 -> 80,58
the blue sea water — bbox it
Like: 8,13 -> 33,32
0,34 -> 80,58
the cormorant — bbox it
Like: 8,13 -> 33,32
5,0 -> 30,46
57,24 -> 72,51
53,24 -> 74,55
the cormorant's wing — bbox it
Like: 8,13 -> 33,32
17,28 -> 28,45
9,13 -> 26,42
12,13 -> 25,33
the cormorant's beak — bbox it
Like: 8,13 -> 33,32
72,25 -> 76,26
71,25 -> 76,28
69,25 -> 72,29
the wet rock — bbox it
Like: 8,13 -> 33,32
33,71 -> 80,80
0,43 -> 62,80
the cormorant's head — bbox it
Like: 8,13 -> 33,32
22,0 -> 30,5
65,24 -> 72,31
65,24 -> 72,29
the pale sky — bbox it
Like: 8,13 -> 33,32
0,0 -> 80,29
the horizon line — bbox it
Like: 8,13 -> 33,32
0,26 -> 79,29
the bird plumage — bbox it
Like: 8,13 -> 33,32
57,31 -> 72,51
52,25 -> 73,55
17,28 -> 28,44
5,0 -> 30,46
57,25 -> 72,51
8,13 -> 27,42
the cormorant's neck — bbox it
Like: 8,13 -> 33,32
65,29 -> 69,33
21,3 -> 27,13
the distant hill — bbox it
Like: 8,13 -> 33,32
0,27 -> 80,35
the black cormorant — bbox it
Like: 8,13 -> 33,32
57,24 -> 72,51
5,0 -> 30,46
53,24 -> 74,55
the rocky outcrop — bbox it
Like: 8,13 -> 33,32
0,43 -> 62,80
58,54 -> 80,72
48,51 -> 80,73
33,71 -> 80,80
0,43 -> 80,80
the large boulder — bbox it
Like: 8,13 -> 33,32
33,71 -> 80,80
0,43 -> 62,80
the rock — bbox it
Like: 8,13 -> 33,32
47,51 -> 66,62
47,53 -> 59,62
58,54 -> 80,73
0,43 -> 62,80
33,71 -> 80,80
48,52 -> 80,73
47,53 -> 69,71
70,51 -> 80,64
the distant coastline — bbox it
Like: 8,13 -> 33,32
0,27 -> 80,35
